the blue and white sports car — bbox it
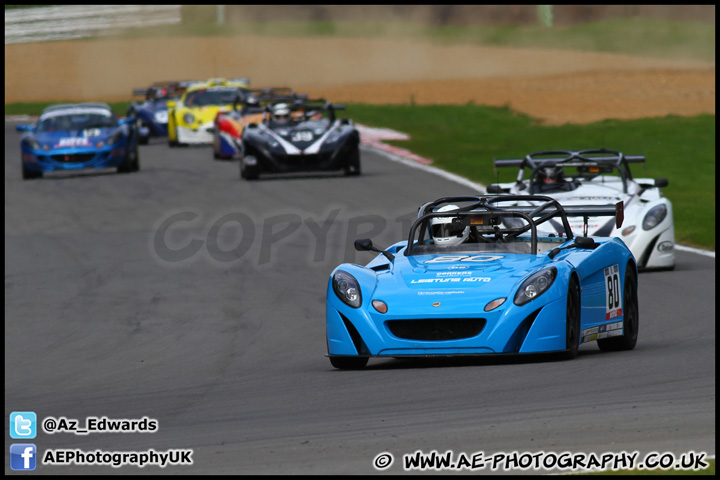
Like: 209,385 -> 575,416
17,103 -> 139,179
128,81 -> 195,144
326,195 -> 639,369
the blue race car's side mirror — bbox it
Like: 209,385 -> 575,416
574,236 -> 598,250
354,238 -> 374,251
355,238 -> 394,262
16,124 -> 35,132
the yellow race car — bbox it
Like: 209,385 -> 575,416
167,78 -> 250,146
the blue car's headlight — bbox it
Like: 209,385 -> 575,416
642,204 -> 667,230
514,267 -> 557,306
24,138 -> 41,150
332,270 -> 362,308
154,111 -> 168,123
106,131 -> 123,146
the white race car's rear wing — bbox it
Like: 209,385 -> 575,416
494,148 -> 645,169
492,148 -> 647,194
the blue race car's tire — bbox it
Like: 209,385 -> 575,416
138,129 -> 149,145
329,356 -> 369,370
127,107 -> 148,145
563,276 -> 581,359
118,145 -> 139,173
598,267 -> 638,351
132,147 -> 140,171
22,161 -> 42,180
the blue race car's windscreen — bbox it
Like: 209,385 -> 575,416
37,111 -> 116,132
409,207 -> 568,256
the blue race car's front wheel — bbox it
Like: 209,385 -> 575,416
117,145 -> 139,173
563,276 -> 581,359
598,267 -> 638,351
329,356 -> 369,370
22,160 -> 42,180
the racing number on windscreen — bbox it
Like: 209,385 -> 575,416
604,265 -> 622,320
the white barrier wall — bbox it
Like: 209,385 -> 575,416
5,5 -> 181,44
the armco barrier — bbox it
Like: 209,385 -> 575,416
5,5 -> 181,45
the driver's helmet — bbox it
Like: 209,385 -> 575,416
430,205 -> 470,247
537,165 -> 565,185
245,95 -> 259,107
272,103 -> 291,122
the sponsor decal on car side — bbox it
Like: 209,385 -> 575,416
581,321 -> 623,343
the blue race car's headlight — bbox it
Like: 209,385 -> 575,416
642,204 -> 667,230
332,270 -> 362,308
514,267 -> 557,306
183,113 -> 195,125
106,131 -> 123,146
154,111 -> 168,123
24,138 -> 41,150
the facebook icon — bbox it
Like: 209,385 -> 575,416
10,444 -> 37,471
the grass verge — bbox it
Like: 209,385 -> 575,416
6,101 -> 715,251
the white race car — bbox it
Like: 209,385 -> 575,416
486,149 -> 675,270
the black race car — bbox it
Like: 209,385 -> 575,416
239,99 -> 361,180
213,87 -> 307,160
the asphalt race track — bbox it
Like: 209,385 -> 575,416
4,120 -> 715,475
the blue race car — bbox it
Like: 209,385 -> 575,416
17,103 -> 140,179
127,81 -> 194,144
326,195 -> 638,369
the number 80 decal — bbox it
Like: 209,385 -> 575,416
604,264 -> 622,320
